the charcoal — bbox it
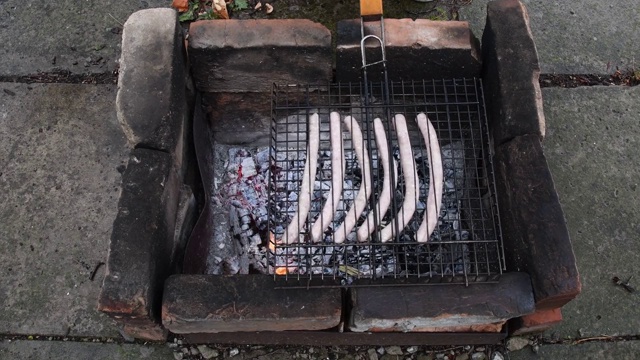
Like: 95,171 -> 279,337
212,134 -> 478,280
241,157 -> 257,178
255,147 -> 269,166
223,258 -> 241,274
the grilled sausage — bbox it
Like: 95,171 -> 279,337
333,116 -> 373,244
356,118 -> 397,242
283,113 -> 320,244
379,114 -> 419,243
415,113 -> 443,242
310,112 -> 345,242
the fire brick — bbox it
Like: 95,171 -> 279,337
336,19 -> 481,83
116,8 -> 191,153
494,134 -> 581,309
482,0 -> 545,146
188,19 -> 332,92
348,273 -> 535,333
98,148 -> 182,341
201,92 -> 272,146
510,308 -> 563,336
162,275 -> 342,333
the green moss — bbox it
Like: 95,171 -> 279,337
251,0 -> 453,32
183,0 -> 457,30
222,0 -> 458,63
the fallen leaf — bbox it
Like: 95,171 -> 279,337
213,0 -> 229,19
171,0 -> 189,12
338,265 -> 360,276
265,2 -> 273,14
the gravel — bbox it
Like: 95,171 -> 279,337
506,337 -> 531,352
197,345 -> 219,359
165,341 -> 507,360
367,348 -> 379,360
386,346 -> 403,355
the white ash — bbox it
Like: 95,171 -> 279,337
207,137 -> 476,279
206,146 -> 272,275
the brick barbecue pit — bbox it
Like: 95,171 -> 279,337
98,0 -> 581,344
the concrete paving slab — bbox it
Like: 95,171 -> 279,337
460,1 -> 640,74
509,340 -> 640,360
0,83 -> 129,337
0,0 -> 168,76
0,340 -> 173,359
540,86 -> 640,337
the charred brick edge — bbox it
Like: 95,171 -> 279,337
182,331 -> 507,346
161,275 -> 342,333
181,94 -> 213,274
116,8 -> 193,153
494,134 -> 581,309
98,148 -> 180,340
348,272 -> 535,333
336,19 -> 481,83
188,19 -> 332,92
99,8 -> 195,341
509,308 -> 563,336
481,0 -> 545,146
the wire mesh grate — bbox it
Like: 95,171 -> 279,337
267,79 -> 504,287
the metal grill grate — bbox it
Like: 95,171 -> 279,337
268,79 -> 504,287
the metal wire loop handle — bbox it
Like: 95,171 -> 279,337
360,34 -> 387,69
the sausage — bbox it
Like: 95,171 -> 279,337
333,116 -> 373,244
310,112 -> 345,242
283,113 -> 320,244
356,118 -> 397,242
379,114 -> 419,243
415,113 -> 443,242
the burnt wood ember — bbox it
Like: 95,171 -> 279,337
206,146 -> 272,275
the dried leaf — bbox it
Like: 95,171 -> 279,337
171,0 -> 189,12
338,265 -> 360,276
265,2 -> 273,14
212,0 -> 229,19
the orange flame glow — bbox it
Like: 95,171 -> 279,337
275,267 -> 288,275
268,232 -> 276,252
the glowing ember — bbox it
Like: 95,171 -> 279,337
275,267 -> 288,275
269,232 -> 276,252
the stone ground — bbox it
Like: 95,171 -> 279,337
0,83 -> 126,338
460,0 -> 640,74
0,0 -> 167,77
1,0 -> 639,359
